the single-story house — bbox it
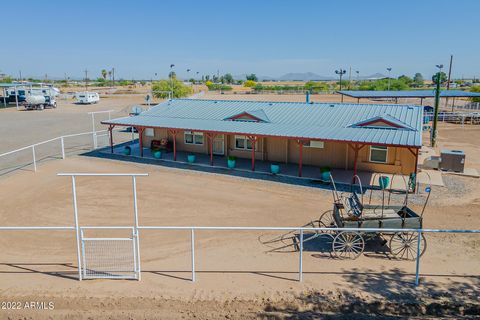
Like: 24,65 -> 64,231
101,99 -> 423,177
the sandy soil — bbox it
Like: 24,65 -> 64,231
0,93 -> 479,318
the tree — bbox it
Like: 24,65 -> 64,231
432,72 -> 447,84
101,69 -> 107,80
168,71 -> 177,79
224,73 -> 234,84
398,75 -> 413,86
244,80 -> 256,88
152,79 -> 192,99
413,73 -> 424,87
470,85 -> 480,103
246,74 -> 258,81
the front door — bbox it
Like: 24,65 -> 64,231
213,135 -> 225,155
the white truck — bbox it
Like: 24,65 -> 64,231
75,92 -> 100,104
23,94 -> 57,110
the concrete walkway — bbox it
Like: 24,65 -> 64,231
93,141 -> 437,190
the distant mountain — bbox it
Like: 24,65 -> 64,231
358,73 -> 388,80
278,72 -> 334,81
233,74 -> 275,81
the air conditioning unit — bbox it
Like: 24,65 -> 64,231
440,149 -> 465,173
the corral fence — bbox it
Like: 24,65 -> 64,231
0,128 -> 128,176
423,111 -> 480,125
0,173 -> 478,287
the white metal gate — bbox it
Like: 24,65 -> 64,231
80,227 -> 140,280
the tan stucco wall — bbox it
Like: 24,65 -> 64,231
142,129 -> 417,175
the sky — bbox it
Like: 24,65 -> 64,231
1,0 -> 479,80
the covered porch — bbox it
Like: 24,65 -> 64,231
99,140 -> 427,190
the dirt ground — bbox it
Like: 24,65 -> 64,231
0,93 -> 479,319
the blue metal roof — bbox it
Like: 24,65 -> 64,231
103,99 -> 423,147
338,90 -> 480,98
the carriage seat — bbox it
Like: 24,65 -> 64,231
360,208 -> 398,219
341,192 -> 363,217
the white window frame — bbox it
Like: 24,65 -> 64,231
305,141 -> 324,148
184,131 -> 204,145
234,135 -> 254,150
369,145 -> 388,164
145,128 -> 154,137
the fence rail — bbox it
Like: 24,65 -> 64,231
0,224 -> 478,286
0,129 -> 126,174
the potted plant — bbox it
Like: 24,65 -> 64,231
123,145 -> 131,155
227,156 -> 236,169
379,175 -> 390,189
270,163 -> 280,174
187,154 -> 196,163
320,166 -> 331,182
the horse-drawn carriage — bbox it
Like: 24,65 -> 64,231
260,174 -> 431,260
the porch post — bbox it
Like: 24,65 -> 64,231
108,125 -> 114,153
137,127 -> 144,157
170,130 -> 178,161
297,140 -> 304,177
248,136 -> 257,171
207,133 -> 216,166
353,144 -> 359,177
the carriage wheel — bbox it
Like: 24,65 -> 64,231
332,231 -> 364,259
319,210 -> 336,234
389,232 -> 427,260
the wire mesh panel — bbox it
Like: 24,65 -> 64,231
81,228 -> 139,279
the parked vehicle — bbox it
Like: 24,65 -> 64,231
23,94 -> 57,110
75,92 -> 100,104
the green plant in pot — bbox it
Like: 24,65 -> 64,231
320,166 -> 331,182
227,156 -> 236,169
270,163 -> 280,174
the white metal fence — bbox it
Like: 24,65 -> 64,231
0,224 -> 478,286
0,129 -> 125,175
423,111 -> 480,125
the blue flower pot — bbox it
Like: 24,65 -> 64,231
153,150 -> 162,159
227,159 -> 236,169
270,164 -> 280,174
320,171 -> 331,182
187,154 -> 196,163
379,176 -> 390,189
123,146 -> 131,155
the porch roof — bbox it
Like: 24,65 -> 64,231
102,99 -> 423,147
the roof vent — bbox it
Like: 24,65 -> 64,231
329,104 -> 335,107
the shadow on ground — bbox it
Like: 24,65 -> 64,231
259,268 -> 480,319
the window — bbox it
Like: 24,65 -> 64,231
235,135 -> 255,150
145,128 -> 154,137
369,146 -> 388,163
184,131 -> 203,145
305,141 -> 324,148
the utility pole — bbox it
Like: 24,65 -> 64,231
387,67 -> 392,90
84,69 -> 88,92
446,54 -> 454,111
335,69 -> 347,102
112,68 -> 115,87
19,70 -> 22,82
348,66 -> 352,90
431,64 -> 443,148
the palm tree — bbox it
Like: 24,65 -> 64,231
101,69 -> 107,80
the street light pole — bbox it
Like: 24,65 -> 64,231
335,69 -> 347,102
431,64 -> 444,148
169,64 -> 175,99
387,67 -> 392,90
